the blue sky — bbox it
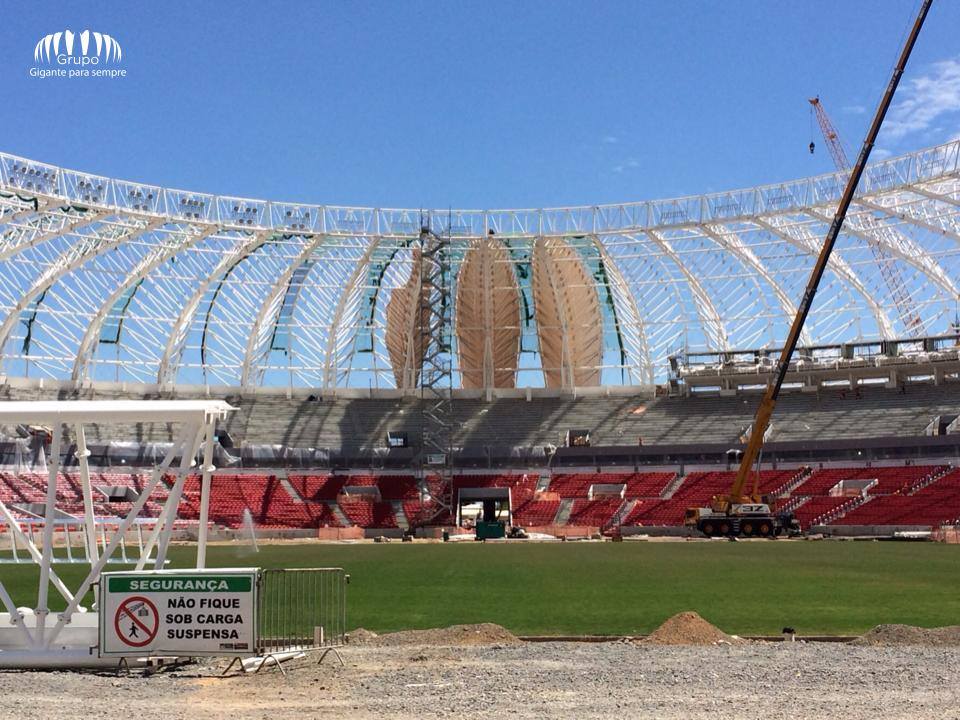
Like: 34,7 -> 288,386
2,1 -> 959,209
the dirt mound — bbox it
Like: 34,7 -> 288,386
344,627 -> 379,645
368,623 -> 521,647
643,612 -> 742,646
853,624 -> 960,647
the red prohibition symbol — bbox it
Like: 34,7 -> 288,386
114,595 -> 159,648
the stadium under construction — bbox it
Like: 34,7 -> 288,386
0,139 -> 959,537
5,4 -> 960,717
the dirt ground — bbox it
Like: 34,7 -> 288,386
345,622 -> 522,647
853,623 -> 960,647
1,640 -> 959,720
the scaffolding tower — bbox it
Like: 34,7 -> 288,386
416,224 -> 455,518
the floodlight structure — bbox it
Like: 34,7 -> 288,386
0,399 -> 233,668
0,144 -> 959,392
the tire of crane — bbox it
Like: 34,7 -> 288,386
758,521 -> 773,537
719,521 -> 732,536
741,521 -> 755,537
701,521 -> 716,537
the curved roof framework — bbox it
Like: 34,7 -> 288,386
1,141 -> 959,391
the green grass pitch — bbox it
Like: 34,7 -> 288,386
3,541 -> 959,636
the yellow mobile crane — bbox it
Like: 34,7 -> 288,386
686,0 -> 933,537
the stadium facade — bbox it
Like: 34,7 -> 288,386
0,141 -> 959,394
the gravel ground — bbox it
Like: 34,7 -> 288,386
1,642 -> 958,719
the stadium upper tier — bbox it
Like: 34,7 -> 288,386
1,142 -> 959,391
4,380 -> 960,454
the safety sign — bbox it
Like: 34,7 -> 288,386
99,568 -> 259,657
114,596 -> 159,647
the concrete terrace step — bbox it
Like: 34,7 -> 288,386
393,500 -> 409,531
277,473 -> 304,503
774,467 -> 814,498
908,465 -> 953,494
661,473 -> 685,499
779,495 -> 810,514
606,499 -> 636,529
821,494 -> 872,525
554,498 -> 574,525
329,501 -> 351,527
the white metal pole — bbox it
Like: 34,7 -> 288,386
74,423 -> 99,567
136,522 -> 144,559
154,423 -> 203,568
64,525 -> 73,562
36,423 -> 62,648
0,499 -> 74,603
196,421 -> 217,569
10,521 -> 19,562
135,424 -> 196,571
0,581 -> 33,646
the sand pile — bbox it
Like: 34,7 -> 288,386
853,624 -> 960,647
349,623 -> 521,647
643,612 -> 742,646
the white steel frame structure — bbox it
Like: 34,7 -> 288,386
1,141 -> 960,392
0,399 -> 232,668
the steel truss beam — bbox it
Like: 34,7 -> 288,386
415,227 -> 454,513
906,183 -> 960,208
0,141 -> 958,388
0,207 -> 103,262
0,196 -> 48,225
70,224 -> 217,381
700,223 -> 812,347
856,197 -> 960,245
591,235 -> 653,385
323,235 -> 383,389
240,233 -> 327,387
806,206 -> 958,297
751,216 -> 896,339
2,140 -> 958,235
643,229 -> 729,351
0,400 -> 231,665
0,217 -> 164,363
157,231 -> 269,385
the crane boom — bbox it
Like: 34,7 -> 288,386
809,98 -> 851,169
809,97 -> 925,335
722,0 -> 933,510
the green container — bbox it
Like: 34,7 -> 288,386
475,520 -> 506,540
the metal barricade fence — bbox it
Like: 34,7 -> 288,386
257,568 -> 347,655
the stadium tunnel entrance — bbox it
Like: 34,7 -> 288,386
457,487 -> 511,539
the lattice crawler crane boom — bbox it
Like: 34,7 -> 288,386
809,96 -> 925,336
